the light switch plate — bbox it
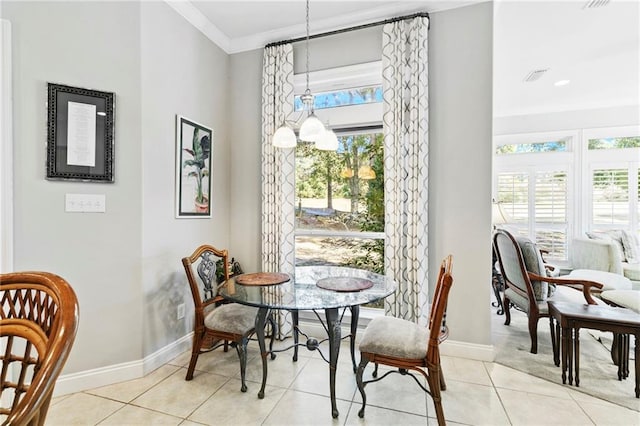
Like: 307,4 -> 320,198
65,194 -> 106,213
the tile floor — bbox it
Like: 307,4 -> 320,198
45,334 -> 639,426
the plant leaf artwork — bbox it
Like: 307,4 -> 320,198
175,116 -> 213,218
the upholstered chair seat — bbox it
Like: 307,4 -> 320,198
359,316 -> 427,359
204,303 -> 258,335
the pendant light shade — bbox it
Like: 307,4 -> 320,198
272,125 -> 297,148
315,129 -> 339,151
358,165 -> 376,180
299,113 -> 325,142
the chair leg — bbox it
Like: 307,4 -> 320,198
236,337 -> 249,392
439,363 -> 447,391
356,356 -> 370,418
428,365 -> 446,426
186,330 -> 204,381
504,295 -> 512,325
528,316 -> 539,354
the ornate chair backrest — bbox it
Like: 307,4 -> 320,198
493,229 -> 539,304
0,271 -> 79,426
427,255 -> 453,362
182,245 -> 230,310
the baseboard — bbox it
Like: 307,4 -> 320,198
297,317 -> 495,362
54,333 -> 193,397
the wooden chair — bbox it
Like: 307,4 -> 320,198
0,271 -> 79,426
356,255 -> 454,426
182,245 -> 272,392
493,228 -> 604,354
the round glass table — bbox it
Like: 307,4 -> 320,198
219,265 -> 396,418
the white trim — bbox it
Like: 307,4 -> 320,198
294,61 -> 382,95
53,333 -> 192,397
0,20 -> 13,274
296,229 -> 383,240
164,0 -> 231,52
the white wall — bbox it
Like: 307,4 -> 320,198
140,1 -> 230,358
2,0 -> 232,381
229,2 -> 495,349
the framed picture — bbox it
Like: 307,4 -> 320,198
175,115 -> 213,218
46,83 -> 115,182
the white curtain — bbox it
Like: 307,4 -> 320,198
261,44 -> 295,338
382,16 -> 430,325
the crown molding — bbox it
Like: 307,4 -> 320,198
164,0 -> 231,53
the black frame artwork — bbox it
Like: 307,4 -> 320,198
46,83 -> 115,182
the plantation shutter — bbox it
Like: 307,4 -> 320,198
592,168 -> 629,226
497,172 -> 528,224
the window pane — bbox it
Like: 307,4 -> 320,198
294,86 -> 383,111
296,236 -> 383,273
588,136 -> 640,150
535,229 -> 566,260
295,133 -> 384,233
592,169 -> 629,225
535,171 -> 566,224
496,140 -> 566,155
497,172 -> 528,223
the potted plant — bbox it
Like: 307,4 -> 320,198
183,129 -> 211,212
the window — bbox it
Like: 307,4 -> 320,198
494,131 -> 574,261
293,62 -> 385,286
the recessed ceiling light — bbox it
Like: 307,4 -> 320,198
554,80 -> 571,87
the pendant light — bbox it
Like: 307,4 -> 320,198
271,0 -> 336,151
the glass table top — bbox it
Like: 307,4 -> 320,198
219,266 -> 396,310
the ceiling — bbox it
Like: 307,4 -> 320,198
169,0 -> 640,117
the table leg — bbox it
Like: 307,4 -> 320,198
255,307 -> 270,399
349,305 -> 359,373
617,334 -> 624,381
325,307 -> 341,418
568,327 -> 574,386
575,327 -> 580,387
624,334 -> 630,380
561,326 -> 568,384
550,316 -> 559,367
292,310 -> 299,362
634,334 -> 639,398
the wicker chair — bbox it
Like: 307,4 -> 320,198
0,271 -> 79,426
356,255 -> 454,426
182,245 -> 274,392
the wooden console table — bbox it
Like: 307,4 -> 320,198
547,301 -> 640,398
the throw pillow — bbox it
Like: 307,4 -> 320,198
621,230 -> 640,264
586,230 -> 626,262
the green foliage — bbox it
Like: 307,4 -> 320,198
183,129 -> 210,203
588,137 -> 640,150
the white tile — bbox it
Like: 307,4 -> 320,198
428,379 -> 510,425
344,403 -> 428,425
352,369 -> 428,416
485,362 -> 573,399
98,404 -> 182,425
441,355 -> 493,386
263,389 -> 352,425
45,393 -> 124,425
291,358 -> 358,401
497,387 -> 594,425
243,349 -> 311,389
131,368 -> 228,418
188,379 -> 286,425
87,364 -> 180,402
578,399 -> 640,425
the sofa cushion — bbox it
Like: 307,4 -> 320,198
620,231 -> 640,264
600,290 -> 640,313
622,262 -> 640,282
567,269 -> 632,291
586,230 -> 626,261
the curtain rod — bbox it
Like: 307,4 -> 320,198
265,11 -> 430,48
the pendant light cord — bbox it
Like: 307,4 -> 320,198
305,0 -> 310,94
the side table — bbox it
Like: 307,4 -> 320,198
548,301 -> 640,398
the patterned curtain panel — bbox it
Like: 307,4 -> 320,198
261,44 -> 296,338
382,16 -> 430,325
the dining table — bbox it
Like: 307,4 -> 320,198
219,265 -> 397,418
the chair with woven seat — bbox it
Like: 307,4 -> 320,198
1,271 -> 79,426
493,228 -> 605,354
182,244 -> 274,392
356,255 -> 454,426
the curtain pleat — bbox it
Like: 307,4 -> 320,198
261,44 -> 295,338
382,17 -> 430,325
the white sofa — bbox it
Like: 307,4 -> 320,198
571,237 -> 640,290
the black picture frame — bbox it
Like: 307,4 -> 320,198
46,83 -> 115,182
